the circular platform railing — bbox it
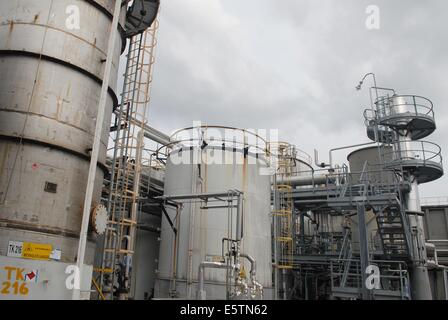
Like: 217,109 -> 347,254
375,95 -> 434,122
383,140 -> 442,167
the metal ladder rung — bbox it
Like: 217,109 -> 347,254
117,249 -> 135,254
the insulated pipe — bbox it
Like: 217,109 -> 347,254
240,253 -> 263,299
143,125 -> 171,146
197,262 -> 235,300
276,174 -> 327,187
240,253 -> 257,277
113,109 -> 171,145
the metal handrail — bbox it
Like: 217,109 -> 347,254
330,259 -> 409,294
375,95 -> 434,119
383,140 -> 443,165
169,125 -> 269,155
363,108 -> 376,126
363,109 -> 392,133
269,141 -> 313,168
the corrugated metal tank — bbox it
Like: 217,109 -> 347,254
0,0 -> 126,264
155,139 -> 273,299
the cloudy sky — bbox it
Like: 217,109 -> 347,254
136,0 -> 448,199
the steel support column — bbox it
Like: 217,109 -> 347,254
357,203 -> 371,300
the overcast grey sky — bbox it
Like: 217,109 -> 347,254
141,0 -> 448,199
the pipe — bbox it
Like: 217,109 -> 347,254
236,193 -> 243,240
197,262 -> 235,300
74,0 -> 122,300
329,142 -> 377,169
240,253 -> 257,277
314,141 -> 377,168
113,109 -> 171,145
137,224 -> 160,233
240,253 -> 263,299
276,174 -> 327,187
143,125 -> 171,145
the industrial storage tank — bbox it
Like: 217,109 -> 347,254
347,146 -> 395,254
0,0 -> 126,298
347,145 -> 394,185
155,126 -> 273,299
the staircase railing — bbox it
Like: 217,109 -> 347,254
330,258 -> 410,299
338,230 -> 353,288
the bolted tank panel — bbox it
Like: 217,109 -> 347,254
155,143 -> 273,299
0,0 -> 126,264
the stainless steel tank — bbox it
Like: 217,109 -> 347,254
347,146 -> 394,185
347,146 -> 395,254
0,0 -> 126,264
154,127 -> 273,299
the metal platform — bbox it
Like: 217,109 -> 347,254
375,95 -> 436,140
385,159 -> 444,184
383,140 -> 444,184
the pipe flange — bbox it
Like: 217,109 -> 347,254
91,204 -> 108,235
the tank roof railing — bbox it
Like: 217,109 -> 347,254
168,125 -> 270,156
269,141 -> 313,167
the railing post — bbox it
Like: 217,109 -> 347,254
421,141 -> 425,165
413,96 -> 418,115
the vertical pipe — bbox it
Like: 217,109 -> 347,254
407,178 -> 432,300
357,204 -> 370,300
73,0 -> 122,300
300,211 -> 305,253
273,174 -> 280,300
236,192 -> 242,240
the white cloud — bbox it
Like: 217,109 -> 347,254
139,0 -> 448,198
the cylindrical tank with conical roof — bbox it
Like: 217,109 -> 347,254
0,0 -> 126,265
154,126 -> 273,299
347,145 -> 394,185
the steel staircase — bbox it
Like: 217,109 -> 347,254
375,204 -> 412,259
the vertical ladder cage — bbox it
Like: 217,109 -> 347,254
97,19 -> 159,300
272,142 -> 295,270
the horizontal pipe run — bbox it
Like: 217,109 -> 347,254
276,174 -> 327,187
156,190 -> 243,201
